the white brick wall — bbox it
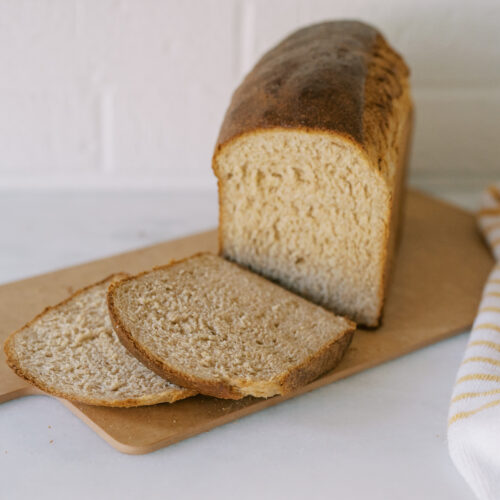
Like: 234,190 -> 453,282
0,0 -> 498,190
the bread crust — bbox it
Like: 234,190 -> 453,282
212,20 -> 413,327
213,20 -> 409,173
371,108 -> 414,327
3,274 -> 197,407
216,21 -> 375,149
107,254 -> 356,400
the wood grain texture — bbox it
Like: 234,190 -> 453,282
0,191 -> 494,453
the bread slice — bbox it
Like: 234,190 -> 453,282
4,275 -> 196,407
212,21 -> 413,326
107,253 -> 356,400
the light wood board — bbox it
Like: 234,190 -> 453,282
0,190 -> 494,454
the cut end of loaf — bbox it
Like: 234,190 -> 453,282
107,253 -> 356,399
214,129 -> 390,326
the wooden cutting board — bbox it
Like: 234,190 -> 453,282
0,190 -> 493,454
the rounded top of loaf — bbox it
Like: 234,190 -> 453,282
214,20 -> 411,165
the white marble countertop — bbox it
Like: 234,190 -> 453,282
0,187 -> 480,500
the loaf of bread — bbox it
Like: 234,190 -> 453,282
212,20 -> 413,326
4,275 -> 196,407
107,254 -> 355,399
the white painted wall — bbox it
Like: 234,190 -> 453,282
0,0 -> 498,190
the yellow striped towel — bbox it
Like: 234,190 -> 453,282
449,185 -> 500,500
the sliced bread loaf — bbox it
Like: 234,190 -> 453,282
212,21 -> 412,326
4,275 -> 196,407
107,253 -> 356,399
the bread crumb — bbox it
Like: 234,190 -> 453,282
110,254 -> 354,398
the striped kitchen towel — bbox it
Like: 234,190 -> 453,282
449,185 -> 500,500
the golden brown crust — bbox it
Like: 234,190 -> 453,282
107,254 -> 356,400
280,328 -> 354,392
371,108 -> 414,327
216,21 -> 374,148
3,274 -> 197,407
214,21 -> 409,170
360,30 -> 410,172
